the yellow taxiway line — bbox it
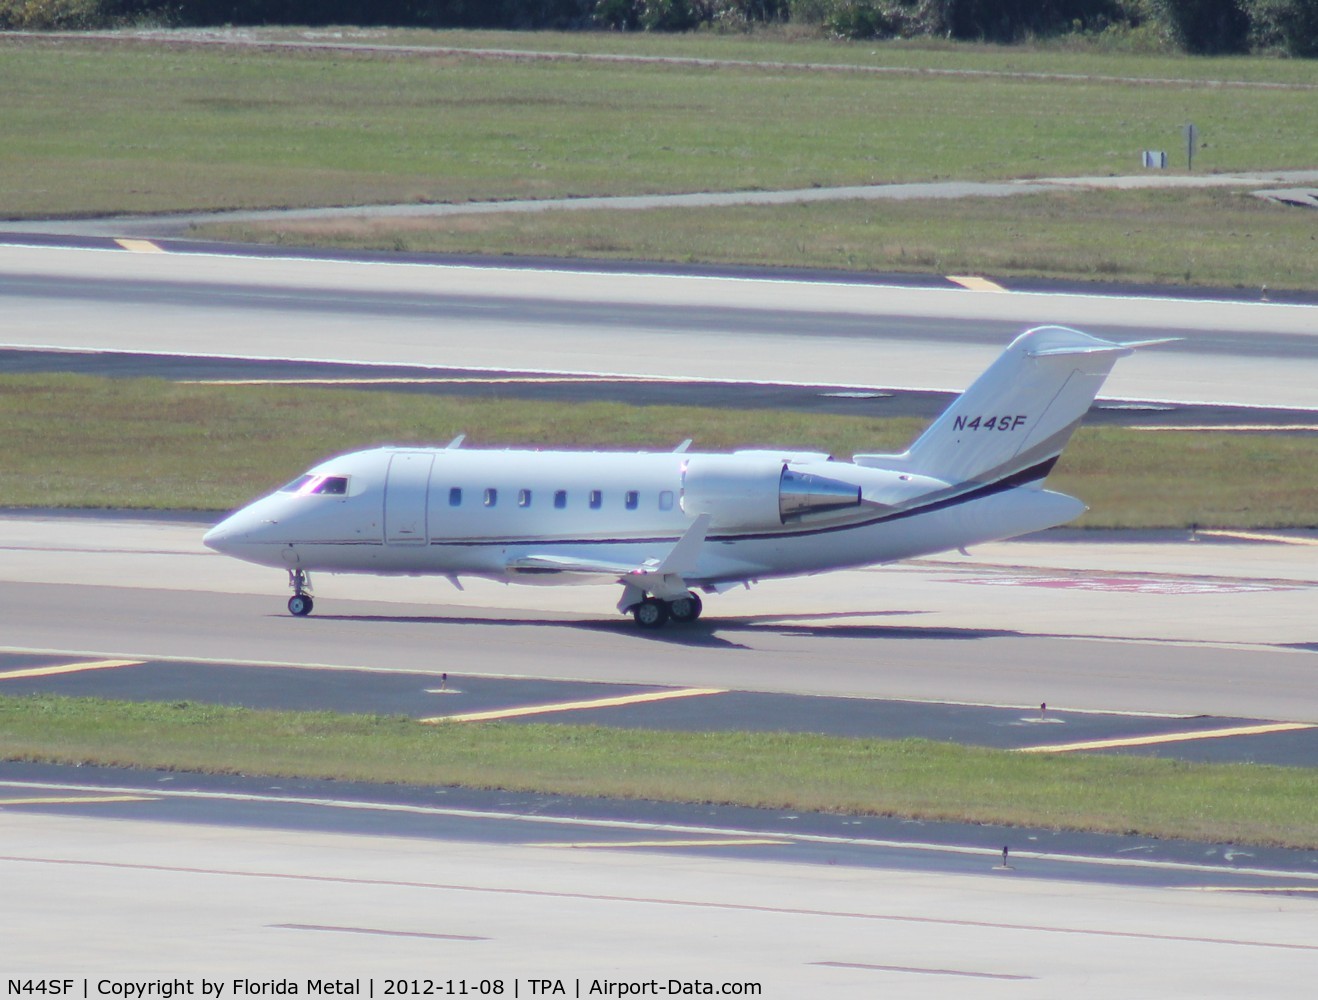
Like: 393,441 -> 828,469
1016,721 -> 1315,754
1195,529 -> 1318,547
421,687 -> 725,724
1131,424 -> 1318,433
1191,886 -> 1318,895
0,658 -> 143,681
0,795 -> 154,806
528,838 -> 789,849
948,275 -> 1007,293
180,376 -> 674,389
113,239 -> 165,253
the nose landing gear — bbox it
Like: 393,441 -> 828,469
288,568 -> 314,616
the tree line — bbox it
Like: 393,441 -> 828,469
3,0 -> 1315,56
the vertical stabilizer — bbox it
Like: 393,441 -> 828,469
860,326 -> 1133,487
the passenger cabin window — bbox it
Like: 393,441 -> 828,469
449,487 -> 462,507
659,490 -> 674,511
589,490 -> 602,510
625,491 -> 639,510
554,490 -> 567,509
484,488 -> 498,507
518,489 -> 532,508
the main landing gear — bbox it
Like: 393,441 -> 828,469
631,591 -> 703,629
287,568 -> 314,617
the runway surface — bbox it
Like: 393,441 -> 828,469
2,512 -> 1316,719
3,649 -> 1316,767
3,241 -> 1318,409
5,797 -> 1315,996
5,345 -> 1316,427
3,241 -> 1316,994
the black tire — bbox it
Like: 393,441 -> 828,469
632,597 -> 669,629
288,594 -> 314,617
667,592 -> 703,623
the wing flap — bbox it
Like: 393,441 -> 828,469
506,515 -> 712,600
505,554 -> 639,578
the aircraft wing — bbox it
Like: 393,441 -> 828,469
505,514 -> 712,601
505,553 -> 643,579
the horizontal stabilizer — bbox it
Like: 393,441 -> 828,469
872,326 -> 1160,488
1029,336 -> 1178,357
1028,343 -> 1133,358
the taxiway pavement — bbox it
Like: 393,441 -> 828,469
5,345 -> 1314,428
2,513 -> 1314,725
3,242 -> 1316,994
3,242 -> 1317,409
5,802 -> 1315,996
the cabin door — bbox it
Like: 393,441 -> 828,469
384,452 -> 434,545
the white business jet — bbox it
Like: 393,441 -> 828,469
204,325 -> 1161,627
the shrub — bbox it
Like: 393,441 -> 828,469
1247,0 -> 1318,56
0,0 -> 107,28
1147,0 -> 1251,52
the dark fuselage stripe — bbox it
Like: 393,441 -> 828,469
278,458 -> 1059,552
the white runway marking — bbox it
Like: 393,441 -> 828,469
3,777 -> 1315,883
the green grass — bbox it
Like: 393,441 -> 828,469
1,373 -> 1314,527
3,34 -> 1315,220
2,694 -> 1314,848
127,26 -> 1318,86
204,187 -> 1318,291
5,32 -> 1315,287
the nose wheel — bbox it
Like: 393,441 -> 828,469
287,568 -> 314,616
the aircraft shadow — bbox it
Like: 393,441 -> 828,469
295,610 -> 1025,648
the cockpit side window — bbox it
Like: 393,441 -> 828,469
280,474 -> 349,496
310,476 -> 348,495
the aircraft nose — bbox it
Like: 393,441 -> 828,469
203,515 -> 247,553
203,504 -> 281,558
202,519 -> 235,553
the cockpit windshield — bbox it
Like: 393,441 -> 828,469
313,476 -> 348,495
279,474 -> 316,493
278,474 -> 349,496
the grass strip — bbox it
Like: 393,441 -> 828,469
4,35 -> 1315,218
2,374 -> 1315,528
204,188 -> 1318,292
181,27 -> 1318,85
2,694 -> 1314,849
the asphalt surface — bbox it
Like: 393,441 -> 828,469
3,650 -> 1315,767
4,240 -> 1316,411
7,229 -> 1318,306
2,239 -> 1314,932
3,760 -> 1315,891
5,345 -> 1316,426
3,51 -> 1316,986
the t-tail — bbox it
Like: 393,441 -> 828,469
856,325 -> 1169,489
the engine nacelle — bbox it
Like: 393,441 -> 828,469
680,455 -> 863,530
779,466 -> 865,522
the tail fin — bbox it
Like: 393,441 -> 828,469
856,326 -> 1149,487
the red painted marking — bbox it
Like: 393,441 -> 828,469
947,576 -> 1294,595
